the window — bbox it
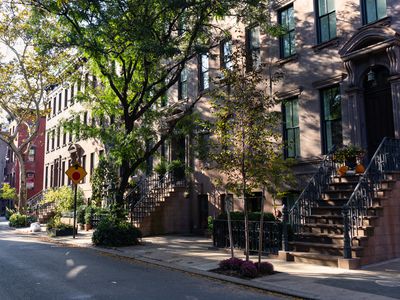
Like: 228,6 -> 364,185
28,147 -> 36,162
61,161 -> 65,186
27,172 -> 35,190
53,97 -> 57,115
69,128 -> 72,143
70,83 -> 75,105
321,85 -> 342,153
316,0 -> 336,43
90,152 -> 95,176
50,165 -> 54,187
83,112 -> 88,125
82,155 -> 86,183
220,193 -> 233,212
63,130 -> 67,146
64,89 -> 68,108
279,5 -> 296,58
47,101 -> 52,118
220,39 -> 233,70
245,192 -> 262,213
51,129 -> 55,150
45,166 -> 48,189
56,127 -> 60,148
245,26 -> 260,71
283,97 -> 300,158
178,67 -> 188,100
198,53 -> 210,92
46,132 -> 50,152
362,0 -> 386,24
84,73 -> 89,91
58,93 -> 62,112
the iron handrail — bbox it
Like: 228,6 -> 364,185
342,137 -> 400,258
288,146 -> 338,233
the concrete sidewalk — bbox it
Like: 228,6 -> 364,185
6,221 -> 400,300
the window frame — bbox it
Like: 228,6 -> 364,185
220,39 -> 233,70
178,67 -> 188,100
198,52 -> 210,92
361,0 -> 387,25
320,85 -> 343,154
245,25 -> 261,71
278,4 -> 296,59
315,0 -> 337,44
283,97 -> 300,158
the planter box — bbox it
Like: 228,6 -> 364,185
47,227 -> 77,237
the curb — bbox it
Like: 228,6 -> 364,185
33,234 -> 316,300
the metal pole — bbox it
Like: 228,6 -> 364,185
282,202 -> 289,252
73,183 -> 77,239
342,204 -> 352,259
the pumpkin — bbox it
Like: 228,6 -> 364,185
355,164 -> 365,174
338,166 -> 348,176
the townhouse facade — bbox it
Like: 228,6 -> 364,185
44,74 -> 104,202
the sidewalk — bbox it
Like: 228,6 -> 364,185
7,222 -> 400,300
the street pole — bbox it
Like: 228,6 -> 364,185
73,183 -> 77,239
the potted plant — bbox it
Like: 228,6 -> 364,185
334,145 -> 365,174
77,205 -> 86,230
46,217 -> 77,237
84,206 -> 94,231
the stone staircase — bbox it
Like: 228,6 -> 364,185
37,202 -> 56,224
127,173 -> 188,236
288,171 -> 399,268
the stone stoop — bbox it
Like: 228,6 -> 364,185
286,172 -> 400,269
38,203 -> 56,224
134,186 -> 189,236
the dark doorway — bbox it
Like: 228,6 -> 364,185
363,66 -> 394,156
198,194 -> 208,231
170,135 -> 186,181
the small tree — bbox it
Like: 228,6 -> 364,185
210,44 -> 283,261
0,183 -> 17,201
0,2 -> 68,212
91,157 -> 119,206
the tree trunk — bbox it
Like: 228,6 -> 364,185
225,192 -> 234,258
258,187 -> 266,269
241,119 -> 249,261
15,151 -> 27,214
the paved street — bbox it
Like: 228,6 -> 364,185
0,226 -> 284,300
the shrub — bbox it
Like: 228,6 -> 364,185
9,213 -> 31,228
42,186 -> 84,214
219,257 -> 244,271
47,217 -> 73,231
5,207 -> 15,220
255,262 -> 274,275
92,216 -> 142,247
85,206 -> 95,225
77,205 -> 87,224
240,261 -> 258,278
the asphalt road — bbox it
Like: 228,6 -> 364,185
0,227 -> 285,300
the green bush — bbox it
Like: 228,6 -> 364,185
5,207 -> 15,220
92,216 -> 142,247
216,211 -> 276,222
77,205 -> 87,224
42,186 -> 84,214
207,216 -> 213,233
9,213 -> 33,228
47,217 -> 73,230
85,206 -> 95,225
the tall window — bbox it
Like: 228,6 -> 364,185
64,89 -> 68,108
63,130 -> 67,146
82,155 -> 87,183
279,5 -> 296,58
178,67 -> 188,100
321,85 -> 342,153
220,39 -> 232,70
56,127 -> 60,148
58,93 -> 62,112
316,0 -> 336,43
61,161 -> 65,186
198,53 -> 210,92
45,166 -> 48,189
246,26 -> 260,71
90,152 -> 95,176
70,83 -> 75,105
48,101 -> 52,118
362,0 -> 386,24
51,129 -> 55,150
46,132 -> 50,152
283,98 -> 300,158
28,147 -> 36,162
53,97 -> 56,115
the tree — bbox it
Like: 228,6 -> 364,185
0,183 -> 17,201
209,44 -> 286,261
0,2 -> 68,212
29,0 -> 266,218
91,156 -> 119,206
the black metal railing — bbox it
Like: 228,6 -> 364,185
126,172 -> 186,225
27,191 -> 44,211
343,137 -> 400,258
288,147 -> 338,233
212,220 -> 282,255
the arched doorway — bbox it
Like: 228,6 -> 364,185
363,66 -> 394,156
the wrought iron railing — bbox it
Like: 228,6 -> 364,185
288,147 -> 338,233
342,137 -> 400,258
27,190 -> 44,210
212,220 -> 282,255
126,172 -> 186,225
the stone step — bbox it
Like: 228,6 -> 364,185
295,232 -> 368,247
289,241 -> 363,257
331,175 -> 361,184
327,182 -> 359,191
302,223 -> 374,237
289,252 -> 340,267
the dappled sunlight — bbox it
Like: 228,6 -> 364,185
66,265 -> 87,279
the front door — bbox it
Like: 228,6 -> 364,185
364,66 -> 394,156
